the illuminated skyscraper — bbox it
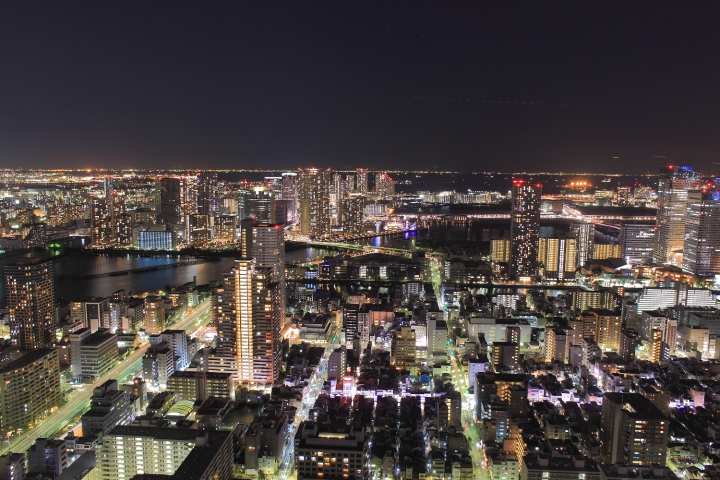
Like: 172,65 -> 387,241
5,258 -> 56,350
244,187 -> 276,223
683,188 -> 720,275
158,177 -> 181,225
281,172 -> 298,223
356,168 -> 369,193
653,165 -> 702,265
197,171 -> 218,216
298,167 -> 331,239
239,221 -> 286,316
91,198 -> 111,245
510,180 -> 541,279
216,260 -> 281,384
374,172 -> 395,198
338,195 -> 365,235
570,222 -> 594,268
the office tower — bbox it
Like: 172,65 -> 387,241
91,198 -> 111,245
244,187 -> 276,223
356,167 -> 369,193
69,328 -> 118,382
601,393 -> 668,465
391,326 -> 417,369
492,342 -> 519,371
510,180 -> 541,279
653,165 -> 702,264
538,236 -> 577,280
158,177 -> 181,224
281,172 -> 298,223
5,258 -> 55,350
375,171 -> 395,198
216,259 -> 281,384
298,167 -> 331,239
0,349 -> 61,436
683,188 -> 720,275
339,195 -> 365,235
98,427 -> 234,480
143,296 -> 165,334
197,171 -> 218,215
620,224 -> 656,265
273,200 -> 287,225
570,222 -> 595,268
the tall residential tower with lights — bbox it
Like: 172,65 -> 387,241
216,259 -> 282,385
510,180 -> 541,279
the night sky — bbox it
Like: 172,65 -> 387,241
2,2 -> 720,173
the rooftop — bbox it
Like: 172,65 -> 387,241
0,349 -> 55,373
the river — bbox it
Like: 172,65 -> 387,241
0,220 -> 574,303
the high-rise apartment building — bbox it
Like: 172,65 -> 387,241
91,198 -> 111,245
143,296 -> 165,334
216,259 -> 282,384
298,167 -> 331,238
620,224 -> 656,265
0,349 -> 61,436
510,180 -> 541,279
492,342 -> 519,371
356,168 -> 369,193
281,172 -> 298,223
538,236 -> 577,280
158,177 -> 181,225
601,393 -> 668,466
570,223 -> 595,267
375,172 -> 395,198
97,427 -> 234,480
653,165 -> 702,265
338,195 -> 365,235
5,258 -> 56,350
683,189 -> 720,275
197,171 -> 218,216
391,326 -> 416,369
239,221 -> 286,316
583,309 -> 622,352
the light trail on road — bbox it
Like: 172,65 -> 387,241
0,300 -> 212,456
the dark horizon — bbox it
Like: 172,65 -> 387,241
3,2 -> 720,173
